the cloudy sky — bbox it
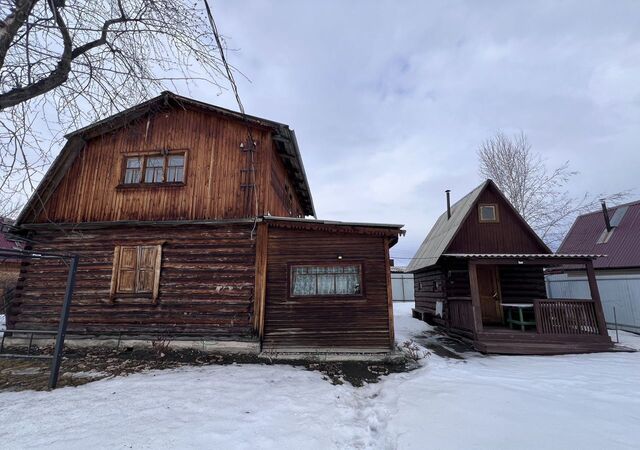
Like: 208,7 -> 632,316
183,1 -> 640,263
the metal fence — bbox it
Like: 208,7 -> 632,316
545,274 -> 640,334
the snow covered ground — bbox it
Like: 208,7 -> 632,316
1,303 -> 639,449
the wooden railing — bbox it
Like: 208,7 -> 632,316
534,299 -> 601,335
448,297 -> 474,331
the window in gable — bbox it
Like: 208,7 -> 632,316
124,157 -> 142,184
145,156 -> 164,183
110,244 -> 163,301
122,151 -> 186,185
479,204 -> 499,223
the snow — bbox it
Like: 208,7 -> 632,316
1,303 -> 639,449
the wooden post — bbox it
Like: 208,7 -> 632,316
585,260 -> 608,337
468,261 -> 483,335
253,223 -> 269,339
384,238 -> 395,348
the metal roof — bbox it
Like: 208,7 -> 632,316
558,199 -> 640,269
406,180 -> 550,272
442,253 -> 602,260
262,215 -> 404,230
406,180 -> 487,271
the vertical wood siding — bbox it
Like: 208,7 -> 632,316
8,224 -> 258,338
446,185 -> 548,254
34,107 -> 303,224
263,226 -> 393,351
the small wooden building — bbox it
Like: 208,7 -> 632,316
0,218 -> 21,293
408,180 -> 612,355
8,92 -> 403,354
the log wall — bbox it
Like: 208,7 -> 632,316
8,224 -> 258,339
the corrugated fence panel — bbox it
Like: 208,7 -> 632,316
546,273 -> 640,333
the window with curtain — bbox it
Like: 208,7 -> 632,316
122,152 -> 186,185
291,265 -> 362,297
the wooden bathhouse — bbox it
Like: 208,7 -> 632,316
408,180 -> 612,355
8,92 -> 403,354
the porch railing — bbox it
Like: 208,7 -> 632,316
533,299 -> 601,336
448,297 -> 474,331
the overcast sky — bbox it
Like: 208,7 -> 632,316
182,1 -> 640,263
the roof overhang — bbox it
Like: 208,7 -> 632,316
262,216 -> 405,246
442,253 -> 604,265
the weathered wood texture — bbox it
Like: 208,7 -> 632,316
445,184 -> 548,254
32,107 -> 303,224
262,225 -> 394,351
8,224 -> 258,338
413,266 -> 446,323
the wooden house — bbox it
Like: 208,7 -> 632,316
408,180 -> 612,355
548,199 -> 640,333
8,92 -> 403,354
0,218 -> 21,293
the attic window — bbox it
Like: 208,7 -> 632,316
479,204 -> 499,223
122,152 -> 186,186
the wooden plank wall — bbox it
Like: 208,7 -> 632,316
8,224 -> 258,339
262,226 -> 393,351
446,185 -> 549,254
35,107 -> 303,224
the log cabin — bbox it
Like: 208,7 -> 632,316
8,92 -> 403,354
408,180 -> 613,355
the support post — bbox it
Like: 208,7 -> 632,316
384,238 -> 395,348
468,261 -> 483,335
585,259 -> 608,337
48,255 -> 78,390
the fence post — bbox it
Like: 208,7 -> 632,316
48,255 -> 79,390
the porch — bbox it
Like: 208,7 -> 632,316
444,254 -> 613,355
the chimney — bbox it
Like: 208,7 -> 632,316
601,200 -> 612,232
446,190 -> 451,220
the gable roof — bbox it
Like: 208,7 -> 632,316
407,179 -> 551,272
16,91 -> 315,225
557,199 -> 640,269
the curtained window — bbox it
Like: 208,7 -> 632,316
291,265 -> 362,297
122,152 -> 186,185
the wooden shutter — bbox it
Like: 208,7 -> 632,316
110,244 -> 162,300
136,246 -> 156,293
117,246 -> 138,293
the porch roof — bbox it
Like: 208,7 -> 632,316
442,253 -> 603,262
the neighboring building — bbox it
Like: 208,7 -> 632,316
407,180 -> 612,355
9,92 -> 403,354
548,199 -> 640,333
0,218 -> 21,292
391,266 -> 414,302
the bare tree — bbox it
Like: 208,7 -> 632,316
0,0 -> 230,216
478,131 -> 629,249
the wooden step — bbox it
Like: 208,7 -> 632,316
474,340 -> 614,355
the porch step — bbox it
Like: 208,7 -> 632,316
476,331 -> 610,344
474,340 -> 614,355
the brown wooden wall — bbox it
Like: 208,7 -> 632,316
263,226 -> 393,351
413,266 -> 446,321
446,185 -> 548,254
33,107 -> 303,224
498,265 -> 547,303
8,224 -> 258,338
414,259 -> 548,325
